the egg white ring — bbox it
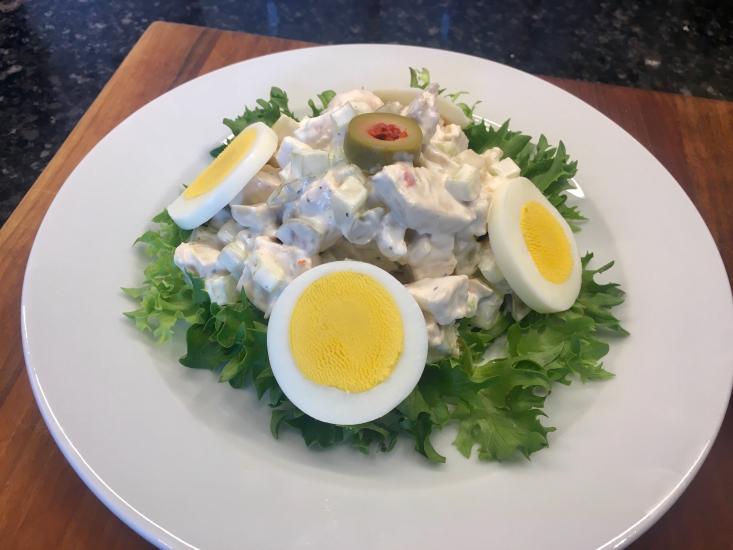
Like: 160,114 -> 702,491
267,260 -> 428,426
167,122 -> 278,230
488,177 -> 582,313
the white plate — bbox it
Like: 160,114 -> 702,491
21,45 -> 733,550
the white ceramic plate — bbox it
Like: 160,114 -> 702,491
21,45 -> 733,550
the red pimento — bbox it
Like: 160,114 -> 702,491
367,123 -> 408,141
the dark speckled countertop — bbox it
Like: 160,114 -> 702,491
1,0 -> 731,225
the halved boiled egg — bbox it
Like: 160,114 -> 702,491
167,122 -> 278,229
488,177 -> 581,313
267,261 -> 428,425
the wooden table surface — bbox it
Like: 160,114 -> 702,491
1,21 -> 731,550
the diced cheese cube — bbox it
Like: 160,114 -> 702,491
446,164 -> 481,202
454,149 -> 485,169
216,219 -> 243,245
218,240 -> 248,278
275,136 -> 311,168
271,114 -> 300,141
330,101 -> 358,129
489,157 -> 521,178
331,176 -> 367,225
290,149 -> 330,179
205,274 -> 238,305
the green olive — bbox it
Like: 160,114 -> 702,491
344,113 -> 422,173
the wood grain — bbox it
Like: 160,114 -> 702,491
0,21 -> 730,550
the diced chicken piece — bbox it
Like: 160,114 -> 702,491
489,157 -> 521,179
401,83 -> 440,141
376,212 -> 408,262
406,275 -> 469,325
190,226 -> 222,248
327,239 -> 400,273
294,112 -> 336,149
342,207 -> 384,246
276,217 -> 324,255
446,164 -> 481,202
429,124 -> 469,157
235,229 -> 260,251
480,146 -> 503,167
510,294 -> 531,321
406,233 -> 457,279
231,165 -> 282,206
207,208 -> 231,230
485,174 -> 509,193
239,237 -> 314,315
174,242 -> 222,278
271,114 -> 300,141
425,313 -> 459,358
287,174 -> 342,250
466,278 -> 494,317
454,237 -> 481,275
218,240 -> 248,278
275,136 -> 312,168
216,219 -> 243,245
478,240 -> 512,294
420,144 -> 459,174
327,89 -> 384,114
454,149 -> 485,170
372,163 -> 473,235
204,274 -> 239,305
471,289 -> 504,329
377,101 -> 404,115
464,184 -> 491,237
230,203 -> 278,236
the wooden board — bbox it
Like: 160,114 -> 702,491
0,21 -> 731,549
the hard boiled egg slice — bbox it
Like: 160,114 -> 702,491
267,261 -> 428,425
373,89 -> 471,127
167,122 -> 278,229
488,177 -> 581,313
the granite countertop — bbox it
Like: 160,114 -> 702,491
1,0 -> 731,226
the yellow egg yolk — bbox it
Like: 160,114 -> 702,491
520,201 -> 573,284
289,271 -> 404,393
183,126 -> 258,199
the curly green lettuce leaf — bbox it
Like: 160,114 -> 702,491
210,87 -> 297,157
409,66 -> 479,117
400,252 -> 625,462
124,73 -> 627,464
122,211 -> 207,342
307,90 -> 336,117
464,120 -> 584,230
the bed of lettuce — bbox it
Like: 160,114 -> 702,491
123,69 -> 627,463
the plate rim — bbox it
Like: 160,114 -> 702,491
20,42 -> 733,550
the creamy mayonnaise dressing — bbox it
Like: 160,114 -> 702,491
173,86 -> 526,357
